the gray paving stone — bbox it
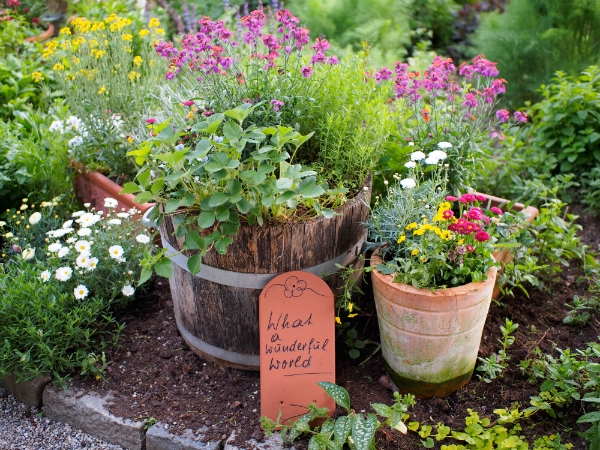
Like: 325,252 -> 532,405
0,373 -> 52,408
43,385 -> 145,450
146,422 -> 222,450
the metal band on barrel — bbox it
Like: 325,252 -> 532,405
176,320 -> 260,367
160,232 -> 367,290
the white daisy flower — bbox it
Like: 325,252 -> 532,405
400,178 -> 417,189
128,208 -> 139,215
65,116 -> 82,131
77,213 -> 101,227
424,156 -> 439,165
77,228 -> 92,237
49,120 -> 64,133
28,212 -> 42,225
75,240 -> 91,253
437,142 -> 452,149
74,284 -> 89,300
116,212 -> 130,219
76,253 -> 90,268
408,142 -> 415,147
55,266 -> 72,281
40,270 -> 51,282
136,235 -> 150,244
116,256 -> 127,263
104,198 -> 119,209
108,219 -> 122,225
4,232 -> 13,238
62,220 -> 74,229
48,242 -> 62,253
57,247 -> 70,258
410,151 -> 426,161
72,211 -> 86,217
66,237 -> 76,244
0,221 -> 5,227
108,245 -> 124,259
22,248 -> 35,260
68,136 -> 84,148
429,150 -> 447,160
122,285 -> 135,297
87,257 -> 99,271
404,161 -> 417,169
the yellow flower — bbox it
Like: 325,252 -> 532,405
133,56 -> 143,67
411,248 -> 419,256
71,56 -> 80,65
98,85 -> 107,95
187,111 -> 194,120
335,317 -> 341,324
154,28 -> 165,35
440,230 -> 451,241
439,202 -> 451,211
65,73 -> 75,81
52,63 -> 65,72
105,14 -> 119,23
148,17 -> 161,29
397,234 -> 406,244
93,49 -> 107,59
413,228 -> 425,236
91,21 -> 106,32
458,239 -> 464,245
139,29 -> 150,37
127,136 -> 134,143
348,314 -> 358,318
89,39 -> 99,48
348,303 -> 354,313
31,71 -> 44,82
406,222 -> 418,230
73,18 -> 91,33
59,27 -> 71,35
421,257 -> 428,263
121,33 -> 133,41
128,70 -> 140,82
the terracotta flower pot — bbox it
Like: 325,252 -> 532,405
72,170 -> 153,218
476,193 -> 539,298
371,250 -> 497,399
24,23 -> 55,43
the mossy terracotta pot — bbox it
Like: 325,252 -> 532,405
371,251 -> 497,399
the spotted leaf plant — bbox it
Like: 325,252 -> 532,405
123,103 -> 347,280
261,382 -> 415,450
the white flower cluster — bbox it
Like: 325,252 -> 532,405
398,142 -> 452,189
37,198 -> 148,300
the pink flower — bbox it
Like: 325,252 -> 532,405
301,66 -> 312,78
146,118 -> 157,124
375,67 -> 393,83
496,109 -> 510,123
270,99 -> 284,112
442,210 -> 454,219
514,111 -> 528,123
327,56 -> 339,65
457,246 -> 466,255
475,195 -> 487,202
475,231 -> 490,242
490,206 -> 503,215
445,196 -> 457,201
466,244 -> 475,253
458,193 -> 476,204
165,72 -> 176,80
467,208 -> 483,220
183,100 -> 194,106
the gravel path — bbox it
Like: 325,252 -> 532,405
0,387 -> 124,450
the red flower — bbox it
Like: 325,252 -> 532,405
421,108 -> 431,123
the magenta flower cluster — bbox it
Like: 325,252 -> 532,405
444,194 -> 503,244
155,9 -> 337,79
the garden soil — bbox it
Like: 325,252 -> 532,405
71,206 -> 600,449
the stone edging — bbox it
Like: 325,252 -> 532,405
1,379 -> 287,450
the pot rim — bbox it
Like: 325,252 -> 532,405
371,248 -> 497,298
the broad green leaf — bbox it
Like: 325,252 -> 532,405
120,182 -> 141,195
236,198 -> 251,214
214,236 -> 233,254
261,196 -> 275,207
138,267 -> 153,286
208,192 -> 230,207
154,257 -> 173,278
165,198 -> 181,213
185,230 -> 205,250
276,178 -> 293,190
590,132 -> 600,143
351,414 -> 378,450
227,179 -> 242,196
197,211 -> 216,229
258,163 -> 276,175
187,254 -> 202,274
334,416 -> 352,445
300,183 -> 325,198
151,178 -> 165,195
221,222 -> 240,236
215,205 -> 230,221
134,191 -> 155,204
205,113 -> 225,134
370,403 -> 392,418
179,193 -> 196,207
137,170 -> 151,189
317,382 -> 350,411
223,121 -> 243,141
275,190 -> 298,204
164,170 -> 185,182
321,209 -> 335,219
578,411 -> 600,423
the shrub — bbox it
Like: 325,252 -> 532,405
471,0 -> 600,107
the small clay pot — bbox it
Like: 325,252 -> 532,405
371,250 -> 497,399
24,23 -> 55,43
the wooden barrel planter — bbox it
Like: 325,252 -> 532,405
160,178 -> 372,370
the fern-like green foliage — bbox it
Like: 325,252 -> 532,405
471,0 -> 600,107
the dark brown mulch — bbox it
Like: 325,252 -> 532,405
70,208 -> 600,449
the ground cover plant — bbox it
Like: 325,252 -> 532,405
0,197 -> 153,384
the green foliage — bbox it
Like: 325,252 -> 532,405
410,407 -> 573,450
0,258 -> 121,384
471,0 -> 600,107
563,294 -> 600,326
130,104 -> 351,277
0,8 -> 37,57
523,67 -> 600,174
477,318 -> 518,383
582,167 -> 600,216
262,382 -> 416,449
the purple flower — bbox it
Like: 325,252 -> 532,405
496,109 -> 510,123
270,99 -> 284,111
514,111 -> 528,123
262,33 -> 280,50
462,92 -> 477,109
301,66 -> 312,78
327,56 -> 338,65
375,67 -> 393,83
165,71 -> 176,80
456,246 -> 466,255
